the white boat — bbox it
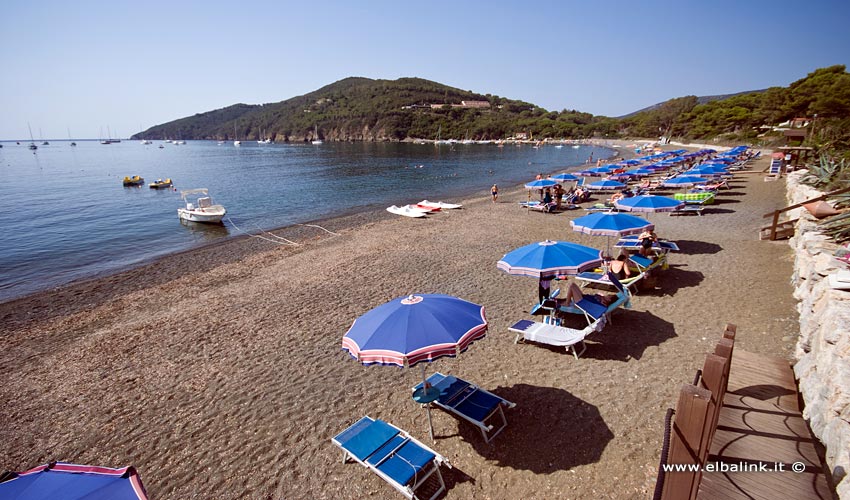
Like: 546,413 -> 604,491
141,139 -> 152,145
178,188 -> 227,224
312,124 -> 323,145
402,204 -> 433,214
233,124 -> 241,146
418,200 -> 463,210
387,205 -> 426,218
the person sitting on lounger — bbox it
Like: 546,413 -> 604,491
638,229 -> 658,256
562,282 -> 619,307
608,254 -> 632,280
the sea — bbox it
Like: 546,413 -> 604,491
0,140 -> 612,302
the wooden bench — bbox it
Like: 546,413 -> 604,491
653,325 -> 835,499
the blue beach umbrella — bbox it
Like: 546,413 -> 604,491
496,240 -> 603,278
686,167 -> 725,177
570,212 -> 654,237
576,169 -> 601,177
662,176 -> 709,187
342,293 -> 488,439
570,212 -> 655,254
524,179 -> 557,189
614,195 -> 685,213
551,173 -> 579,182
586,179 -> 626,191
0,462 -> 149,500
628,168 -> 655,176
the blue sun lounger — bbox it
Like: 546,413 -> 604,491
557,271 -> 631,325
332,416 -> 450,500
412,372 -> 516,444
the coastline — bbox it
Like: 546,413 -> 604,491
0,152 -> 802,499
0,144 -> 627,328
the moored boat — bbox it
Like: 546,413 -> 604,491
123,175 -> 145,186
178,188 -> 226,223
386,205 -> 426,218
149,178 -> 173,189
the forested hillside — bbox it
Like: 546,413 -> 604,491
135,67 -> 850,158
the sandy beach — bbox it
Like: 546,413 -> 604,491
0,154 -> 799,499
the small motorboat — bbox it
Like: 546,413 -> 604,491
123,175 -> 145,186
386,205 -> 426,218
418,200 -> 463,210
178,188 -> 226,223
149,178 -> 173,189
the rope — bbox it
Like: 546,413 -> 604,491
652,408 -> 676,500
225,217 -> 298,246
248,221 -> 300,245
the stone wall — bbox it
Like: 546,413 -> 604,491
786,170 -> 850,499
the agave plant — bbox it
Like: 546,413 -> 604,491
802,155 -> 842,188
819,211 -> 850,243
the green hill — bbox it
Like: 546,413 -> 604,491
135,68 -> 850,155
134,77 -> 613,142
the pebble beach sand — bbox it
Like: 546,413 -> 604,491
0,154 -> 798,499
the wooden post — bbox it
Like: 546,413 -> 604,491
662,384 -> 713,500
723,323 -> 737,341
770,210 -> 780,241
699,354 -> 729,448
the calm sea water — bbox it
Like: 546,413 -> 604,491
0,140 -> 611,302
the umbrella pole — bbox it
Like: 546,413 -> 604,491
420,363 -> 435,442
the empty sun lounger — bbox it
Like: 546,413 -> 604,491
332,416 -> 451,500
412,372 -> 516,444
509,318 -> 601,358
670,205 -> 704,216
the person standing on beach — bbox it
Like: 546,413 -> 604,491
491,184 -> 499,202
538,276 -> 553,304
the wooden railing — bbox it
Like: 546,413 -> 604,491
761,185 -> 850,240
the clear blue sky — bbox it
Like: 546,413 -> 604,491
2,0 -> 849,140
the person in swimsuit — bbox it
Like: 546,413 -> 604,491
638,229 -> 658,256
491,184 -> 499,202
609,254 -> 631,280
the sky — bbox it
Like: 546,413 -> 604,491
2,0 -> 849,140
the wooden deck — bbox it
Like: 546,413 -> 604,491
697,349 -> 834,499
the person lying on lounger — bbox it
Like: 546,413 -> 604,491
561,282 -> 619,307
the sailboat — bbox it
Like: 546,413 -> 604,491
68,128 -> 77,146
39,127 -> 49,145
27,123 -> 37,150
311,124 -> 323,145
233,124 -> 241,147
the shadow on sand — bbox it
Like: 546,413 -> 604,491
673,240 -> 724,255
454,384 -> 613,473
579,309 -> 677,361
651,265 -> 705,295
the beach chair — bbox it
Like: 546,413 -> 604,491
529,201 -> 558,213
557,271 -> 631,326
411,372 -> 516,444
331,416 -> 450,500
614,237 -> 680,253
574,270 -> 645,292
509,317 -> 600,358
670,205 -> 704,216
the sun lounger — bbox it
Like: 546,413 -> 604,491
509,318 -> 601,358
529,201 -> 559,213
614,237 -> 680,253
670,205 -> 704,216
411,372 -> 516,444
673,192 -> 715,204
575,270 -> 645,292
332,416 -> 450,500
557,271 -> 631,325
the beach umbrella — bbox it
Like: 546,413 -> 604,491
620,159 -> 641,166
628,168 -> 654,176
524,179 -> 557,189
662,176 -> 709,188
570,212 -> 654,254
342,294 -> 488,440
586,179 -> 626,191
614,195 -> 684,213
576,169 -> 602,177
589,166 -> 614,174
497,240 -> 603,278
0,462 -> 149,500
686,167 -> 726,177
551,173 -> 579,182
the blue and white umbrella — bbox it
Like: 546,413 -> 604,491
614,195 -> 684,213
497,240 -> 603,278
551,173 -> 579,182
342,294 -> 488,440
662,176 -> 709,187
0,462 -> 149,500
570,212 -> 654,237
524,179 -> 558,189
586,179 -> 626,191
